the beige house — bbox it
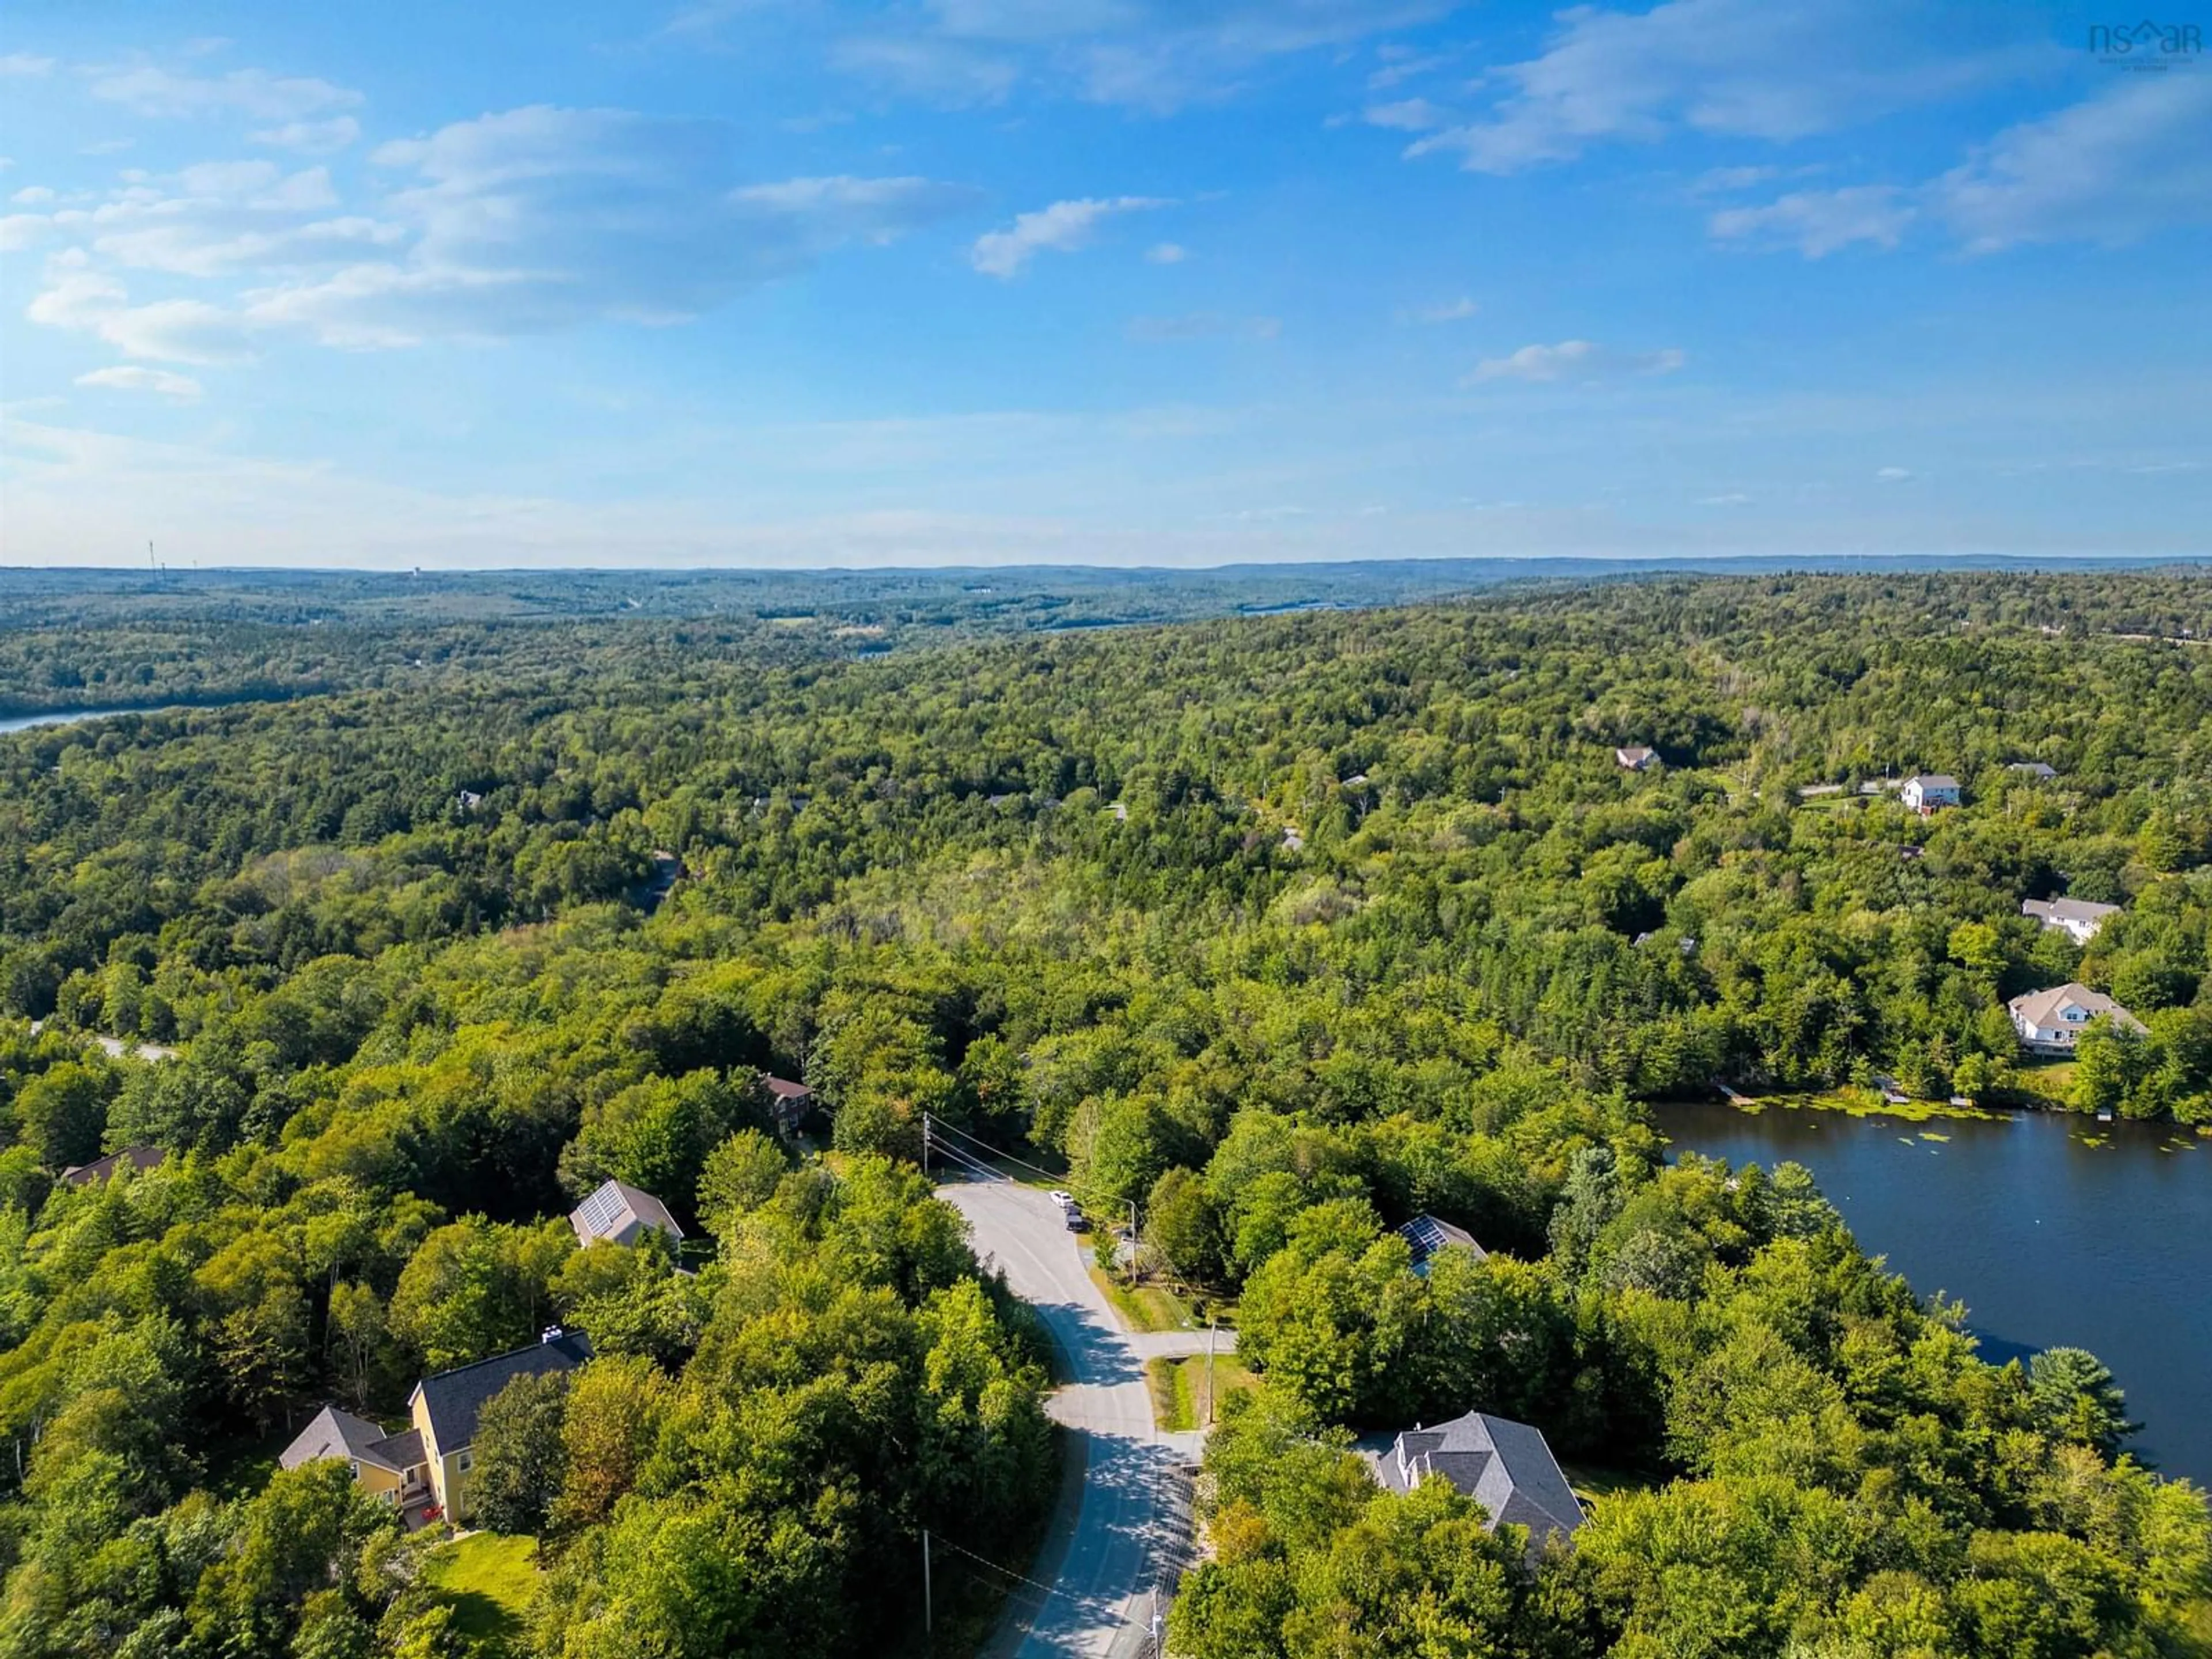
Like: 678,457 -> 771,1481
2007,983 -> 2146,1055
285,1330 -> 592,1522
569,1178 -> 684,1248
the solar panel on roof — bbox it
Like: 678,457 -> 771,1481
576,1181 -> 630,1237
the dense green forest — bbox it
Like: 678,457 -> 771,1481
1,567 -> 2208,1658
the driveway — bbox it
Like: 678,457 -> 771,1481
940,1177 -> 1198,1658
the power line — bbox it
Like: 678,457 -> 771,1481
928,1528 -> 1075,1603
926,1115 -> 1065,1184
931,1141 -> 1012,1184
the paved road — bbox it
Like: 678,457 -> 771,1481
941,1177 -> 1207,1658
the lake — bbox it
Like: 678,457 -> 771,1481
0,699 -> 276,734
1662,1101 -> 2212,1485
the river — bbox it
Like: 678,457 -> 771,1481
1663,1101 -> 2211,1484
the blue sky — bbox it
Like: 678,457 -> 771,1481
1,0 -> 2207,568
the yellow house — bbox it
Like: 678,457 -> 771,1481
278,1405 -> 431,1512
403,1330 -> 592,1521
285,1330 -> 592,1523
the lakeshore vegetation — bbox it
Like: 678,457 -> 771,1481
0,567 -> 2208,1657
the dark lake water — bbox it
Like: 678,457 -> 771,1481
1662,1102 -> 2212,1484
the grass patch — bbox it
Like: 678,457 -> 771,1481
1147,1352 -> 1257,1432
1561,1463 -> 1661,1509
2009,1060 -> 2078,1108
423,1532 -> 538,1652
1088,1268 -> 1198,1333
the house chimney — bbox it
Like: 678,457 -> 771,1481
541,1325 -> 565,1344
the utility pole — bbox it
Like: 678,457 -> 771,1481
922,1529 -> 933,1638
1127,1199 -> 1139,1287
1206,1316 -> 1217,1429
921,1112 -> 931,1176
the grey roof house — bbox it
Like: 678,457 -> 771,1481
2022,896 -> 2122,945
1396,1214 -> 1487,1277
1375,1410 -> 1585,1560
569,1178 -> 685,1248
59,1145 -> 165,1188
1900,774 -> 1960,813
409,1329 -> 593,1521
1613,745 -> 1658,771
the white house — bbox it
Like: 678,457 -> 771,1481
2022,896 -> 2122,946
1613,745 -> 1658,772
2006,983 -> 2146,1054
1899,774 -> 1960,813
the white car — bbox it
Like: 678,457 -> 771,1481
1049,1190 -> 1085,1229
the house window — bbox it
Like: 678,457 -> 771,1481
350,1460 -> 361,1478
457,1450 -> 473,1472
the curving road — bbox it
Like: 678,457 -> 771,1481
942,1177 -> 1227,1658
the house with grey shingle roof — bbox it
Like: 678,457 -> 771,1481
1374,1410 -> 1585,1561
1900,774 -> 1961,813
409,1330 -> 592,1521
289,1329 -> 592,1524
2022,896 -> 2122,945
1396,1214 -> 1486,1277
279,1406 -> 431,1513
58,1145 -> 165,1188
569,1178 -> 684,1248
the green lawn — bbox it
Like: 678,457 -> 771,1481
2010,1060 -> 2078,1108
1145,1352 -> 1257,1432
1560,1462 -> 1661,1510
1088,1267 -> 1200,1334
423,1533 -> 538,1652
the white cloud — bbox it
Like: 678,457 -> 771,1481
1145,241 -> 1187,264
0,214 -> 51,251
1410,0 -> 2046,173
827,35 -> 1020,105
807,0 -> 1459,112
1691,165 -> 1784,195
1711,76 -> 2212,259
1700,492 -> 1752,505
231,108 -> 976,345
1936,74 -> 2212,252
971,195 -> 1168,276
1399,295 -> 1478,324
251,116 -> 362,156
28,268 -> 256,362
1876,466 -> 1914,480
1465,339 -> 1686,384
1,54 -> 56,77
90,64 -> 364,121
1364,97 -> 1450,132
1709,185 -> 1915,256
75,365 -> 203,400
12,185 -> 56,206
